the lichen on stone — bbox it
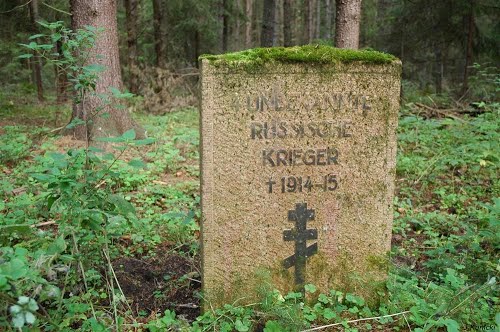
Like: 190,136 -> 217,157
199,45 -> 398,67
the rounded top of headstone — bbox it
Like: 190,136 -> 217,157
199,45 -> 399,68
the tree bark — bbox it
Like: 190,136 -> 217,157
245,0 -> 253,47
283,0 -> 293,46
261,0 -> 276,47
55,40 -> 69,104
69,0 -> 143,140
152,0 -> 166,67
222,0 -> 229,52
324,0 -> 332,40
303,0 -> 313,44
462,2 -> 474,96
315,0 -> 321,40
273,0 -> 283,46
29,0 -> 44,102
234,0 -> 241,49
335,0 -> 362,49
194,30 -> 200,65
124,0 -> 139,94
434,46 -> 443,93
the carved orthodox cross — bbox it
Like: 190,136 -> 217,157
283,203 -> 318,288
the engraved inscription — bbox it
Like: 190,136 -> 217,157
262,147 -> 339,167
250,121 -> 352,140
235,88 -> 372,115
266,174 -> 338,194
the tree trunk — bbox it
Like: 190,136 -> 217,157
324,0 -> 332,40
69,0 -> 143,141
222,0 -> 229,52
273,0 -> 283,46
315,0 -> 321,40
434,46 -> 443,93
234,0 -> 241,49
55,40 -> 69,104
462,2 -> 474,96
335,0 -> 362,49
245,0 -> 253,47
194,30 -> 200,65
152,0 -> 165,67
303,0 -> 313,44
261,0 -> 276,47
29,0 -> 44,102
124,0 -> 139,94
283,0 -> 293,46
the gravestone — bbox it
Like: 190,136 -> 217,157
199,46 -> 401,306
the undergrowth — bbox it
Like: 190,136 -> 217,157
1,99 -> 498,331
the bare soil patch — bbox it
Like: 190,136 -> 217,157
113,244 -> 201,321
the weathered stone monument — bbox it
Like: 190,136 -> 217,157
200,46 -> 401,306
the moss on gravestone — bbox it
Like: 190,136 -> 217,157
199,45 -> 398,69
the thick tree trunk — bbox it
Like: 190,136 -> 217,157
261,0 -> 276,47
70,0 -> 143,140
29,0 -> 44,102
462,2 -> 474,96
245,0 -> 253,47
335,0 -> 362,49
152,0 -> 166,67
124,0 -> 139,94
283,0 -> 293,46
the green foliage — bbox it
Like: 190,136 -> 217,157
0,126 -> 31,164
0,23 -> 157,331
469,63 -> 500,102
19,21 -> 100,97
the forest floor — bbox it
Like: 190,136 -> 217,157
0,93 -> 498,331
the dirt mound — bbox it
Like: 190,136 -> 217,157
113,247 -> 201,321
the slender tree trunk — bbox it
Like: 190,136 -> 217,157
245,0 -> 253,47
55,40 -> 69,104
324,0 -> 332,40
70,0 -> 143,140
152,0 -> 165,67
194,30 -> 200,65
335,0 -> 362,49
124,0 -> 139,93
273,0 -> 280,45
462,1 -> 474,96
235,0 -> 241,49
315,0 -> 321,40
29,0 -> 44,102
434,46 -> 442,93
261,0 -> 276,46
399,0 -> 405,64
303,0 -> 313,43
222,0 -> 229,52
283,0 -> 293,46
